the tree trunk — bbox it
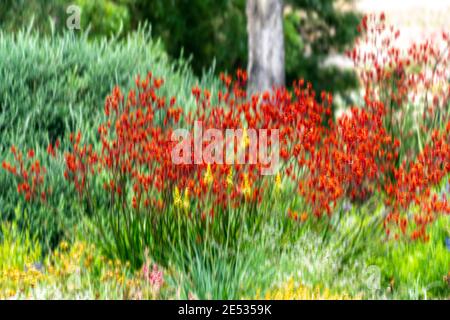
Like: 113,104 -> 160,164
246,0 -> 285,94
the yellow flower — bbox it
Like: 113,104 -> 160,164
173,186 -> 182,208
174,186 -> 189,211
226,168 -> 233,187
60,241 -> 69,251
183,187 -> 190,210
275,172 -> 282,191
241,128 -> 250,148
241,173 -> 252,199
203,164 -> 213,185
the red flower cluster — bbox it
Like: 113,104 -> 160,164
345,13 -> 450,240
296,98 -> 397,217
385,126 -> 450,241
63,70 -> 293,215
3,13 -> 449,243
64,132 -> 98,198
349,13 -> 450,115
2,146 -> 49,202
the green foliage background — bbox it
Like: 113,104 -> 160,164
0,0 -> 360,95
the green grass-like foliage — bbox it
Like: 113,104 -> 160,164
372,217 -> 450,298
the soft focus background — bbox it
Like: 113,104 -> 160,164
0,0 -> 449,300
2,0 -> 449,100
0,0 -> 361,95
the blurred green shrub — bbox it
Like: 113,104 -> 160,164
0,0 -> 66,33
75,0 -> 131,36
128,0 -> 248,75
0,27 -> 215,150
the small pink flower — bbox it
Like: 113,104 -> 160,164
143,263 -> 164,288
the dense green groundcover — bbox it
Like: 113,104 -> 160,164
0,30 -> 449,300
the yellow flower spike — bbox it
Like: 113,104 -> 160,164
183,187 -> 190,210
173,186 -> 182,208
275,172 -> 282,191
204,164 -> 213,185
241,173 -> 252,199
226,167 -> 233,187
241,127 -> 250,148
